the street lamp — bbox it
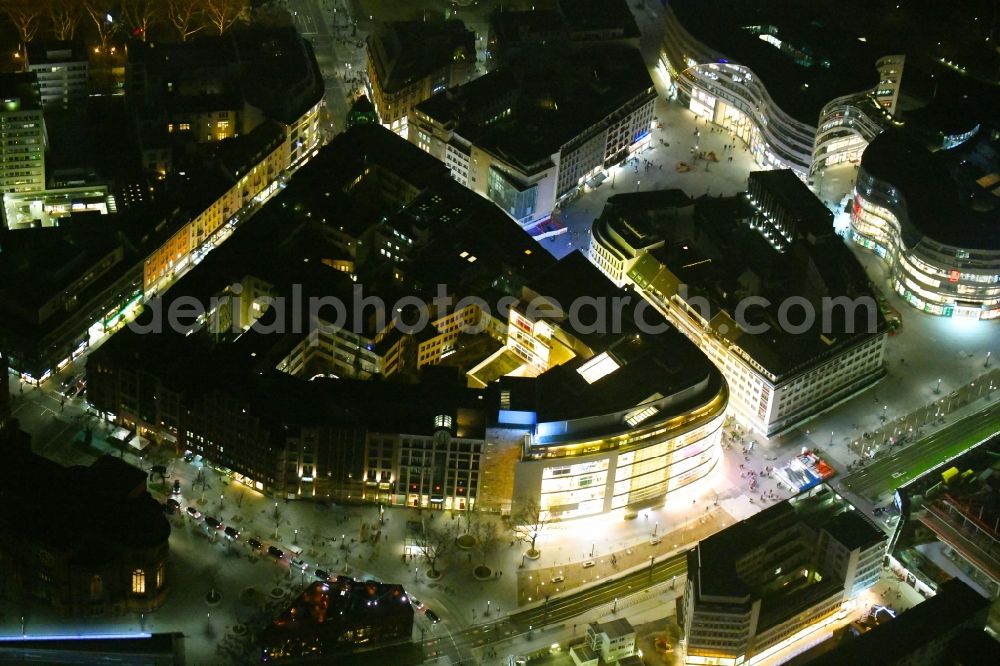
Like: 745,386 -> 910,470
294,529 -> 299,546
935,378 -> 942,394
635,179 -> 640,192
881,405 -> 887,423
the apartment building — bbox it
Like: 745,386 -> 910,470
26,42 -> 89,111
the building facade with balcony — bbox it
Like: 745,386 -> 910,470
0,73 -> 46,193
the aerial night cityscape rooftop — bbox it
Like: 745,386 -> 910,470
0,1 -> 997,665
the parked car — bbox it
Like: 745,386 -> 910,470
268,546 -> 284,559
314,569 -> 331,581
410,596 -> 425,610
224,526 -> 240,540
425,609 -> 440,624
186,507 -> 202,520
247,538 -> 263,550
165,498 -> 181,512
290,557 -> 308,571
205,516 -> 222,529
172,480 -> 182,495
183,451 -> 195,463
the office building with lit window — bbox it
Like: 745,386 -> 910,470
366,19 -> 476,138
593,174 -> 886,437
26,41 -> 89,111
681,484 -> 886,666
851,128 -> 1000,319
0,72 -> 47,193
0,442 -> 170,617
410,44 -> 655,228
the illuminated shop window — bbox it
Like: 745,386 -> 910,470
132,569 -> 146,594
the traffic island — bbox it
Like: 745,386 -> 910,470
525,549 -> 541,560
205,589 -> 222,606
425,568 -> 442,580
473,565 -> 493,581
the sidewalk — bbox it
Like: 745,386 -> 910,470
516,506 -> 732,605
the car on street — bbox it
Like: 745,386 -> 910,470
314,569 -> 331,581
290,557 -> 308,571
410,597 -> 424,610
224,526 -> 240,540
247,538 -> 263,550
183,451 -> 195,463
425,609 -> 440,624
582,560 -> 595,568
186,507 -> 202,520
649,537 -> 662,546
268,546 -> 284,559
165,498 -> 181,512
551,574 -> 565,584
205,516 -> 222,529
172,480 -> 181,495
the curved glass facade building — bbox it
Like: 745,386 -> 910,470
659,5 -> 815,175
851,130 -> 1000,319
810,56 -> 905,178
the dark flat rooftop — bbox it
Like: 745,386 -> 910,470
1,446 -> 170,553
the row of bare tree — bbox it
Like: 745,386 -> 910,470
0,0 -> 258,51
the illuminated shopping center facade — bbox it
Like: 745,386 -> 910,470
659,4 -> 815,176
658,1 -> 915,181
851,129 -> 1000,320
493,279 -> 728,521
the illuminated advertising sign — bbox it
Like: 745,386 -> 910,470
949,270 -> 959,282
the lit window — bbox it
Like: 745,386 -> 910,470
625,405 -> 659,427
217,120 -> 229,129
178,123 -> 190,131
132,569 -> 146,594
433,414 -> 453,430
577,352 -> 621,384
